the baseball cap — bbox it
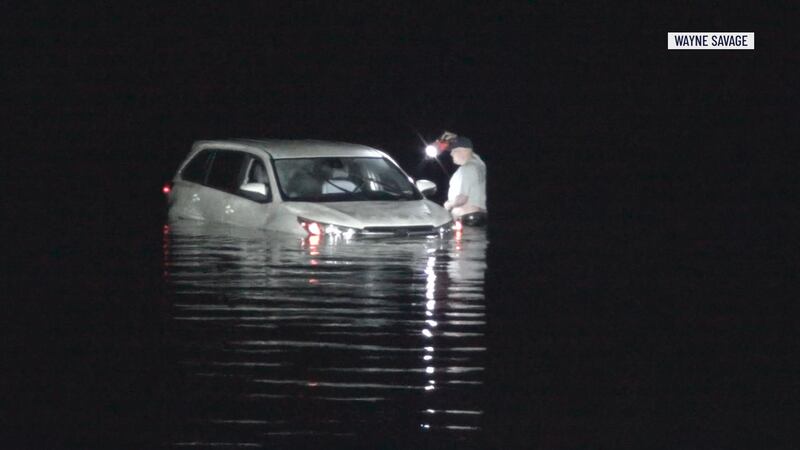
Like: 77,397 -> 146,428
448,136 -> 473,150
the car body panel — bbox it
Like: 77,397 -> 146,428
167,139 -> 451,236
225,139 -> 383,159
217,190 -> 277,228
283,200 -> 448,228
168,180 -> 216,221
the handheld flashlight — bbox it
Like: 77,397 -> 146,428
423,139 -> 451,176
424,139 -> 451,158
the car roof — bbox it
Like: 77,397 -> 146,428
194,139 -> 386,159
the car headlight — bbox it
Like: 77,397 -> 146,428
297,217 -> 358,239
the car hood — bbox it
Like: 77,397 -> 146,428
282,200 -> 451,228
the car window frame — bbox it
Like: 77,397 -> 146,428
270,156 -> 423,203
204,150 -> 249,193
239,154 -> 273,204
182,148 -> 273,204
179,149 -> 214,185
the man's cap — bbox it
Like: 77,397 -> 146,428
448,136 -> 473,150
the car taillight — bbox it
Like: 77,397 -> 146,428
162,182 -> 172,195
454,220 -> 463,231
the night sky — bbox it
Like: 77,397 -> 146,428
10,3 -> 795,226
6,1 -> 797,448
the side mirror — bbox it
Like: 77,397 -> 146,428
240,182 -> 270,201
415,179 -> 437,196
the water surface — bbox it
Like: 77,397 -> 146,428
161,221 -> 488,448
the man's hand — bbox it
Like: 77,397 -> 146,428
444,195 -> 467,211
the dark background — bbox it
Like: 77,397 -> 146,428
5,1 -> 797,448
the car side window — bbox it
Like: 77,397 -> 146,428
206,150 -> 247,192
246,158 -> 269,184
181,150 -> 212,184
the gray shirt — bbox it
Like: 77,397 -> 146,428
447,154 -> 487,211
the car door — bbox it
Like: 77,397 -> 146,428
202,150 -> 249,224
171,149 -> 215,221
221,154 -> 275,228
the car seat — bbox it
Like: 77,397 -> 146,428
322,168 -> 357,193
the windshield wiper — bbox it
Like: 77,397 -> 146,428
295,169 -> 411,200
297,169 -> 358,194
323,178 -> 356,193
348,175 -> 409,198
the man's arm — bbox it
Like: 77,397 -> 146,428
444,194 -> 468,210
445,165 -> 478,210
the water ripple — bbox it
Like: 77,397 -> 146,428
162,220 -> 487,447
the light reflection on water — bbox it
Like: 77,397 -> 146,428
162,220 -> 488,447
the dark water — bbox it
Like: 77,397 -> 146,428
159,222 -> 488,448
9,192 -> 795,449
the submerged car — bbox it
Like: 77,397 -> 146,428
164,139 -> 454,237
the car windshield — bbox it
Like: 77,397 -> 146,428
273,157 -> 422,202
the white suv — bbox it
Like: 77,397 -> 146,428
165,139 -> 453,237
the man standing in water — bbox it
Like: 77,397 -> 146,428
441,133 -> 487,226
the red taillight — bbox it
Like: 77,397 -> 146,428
454,220 -> 463,231
162,182 -> 172,195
